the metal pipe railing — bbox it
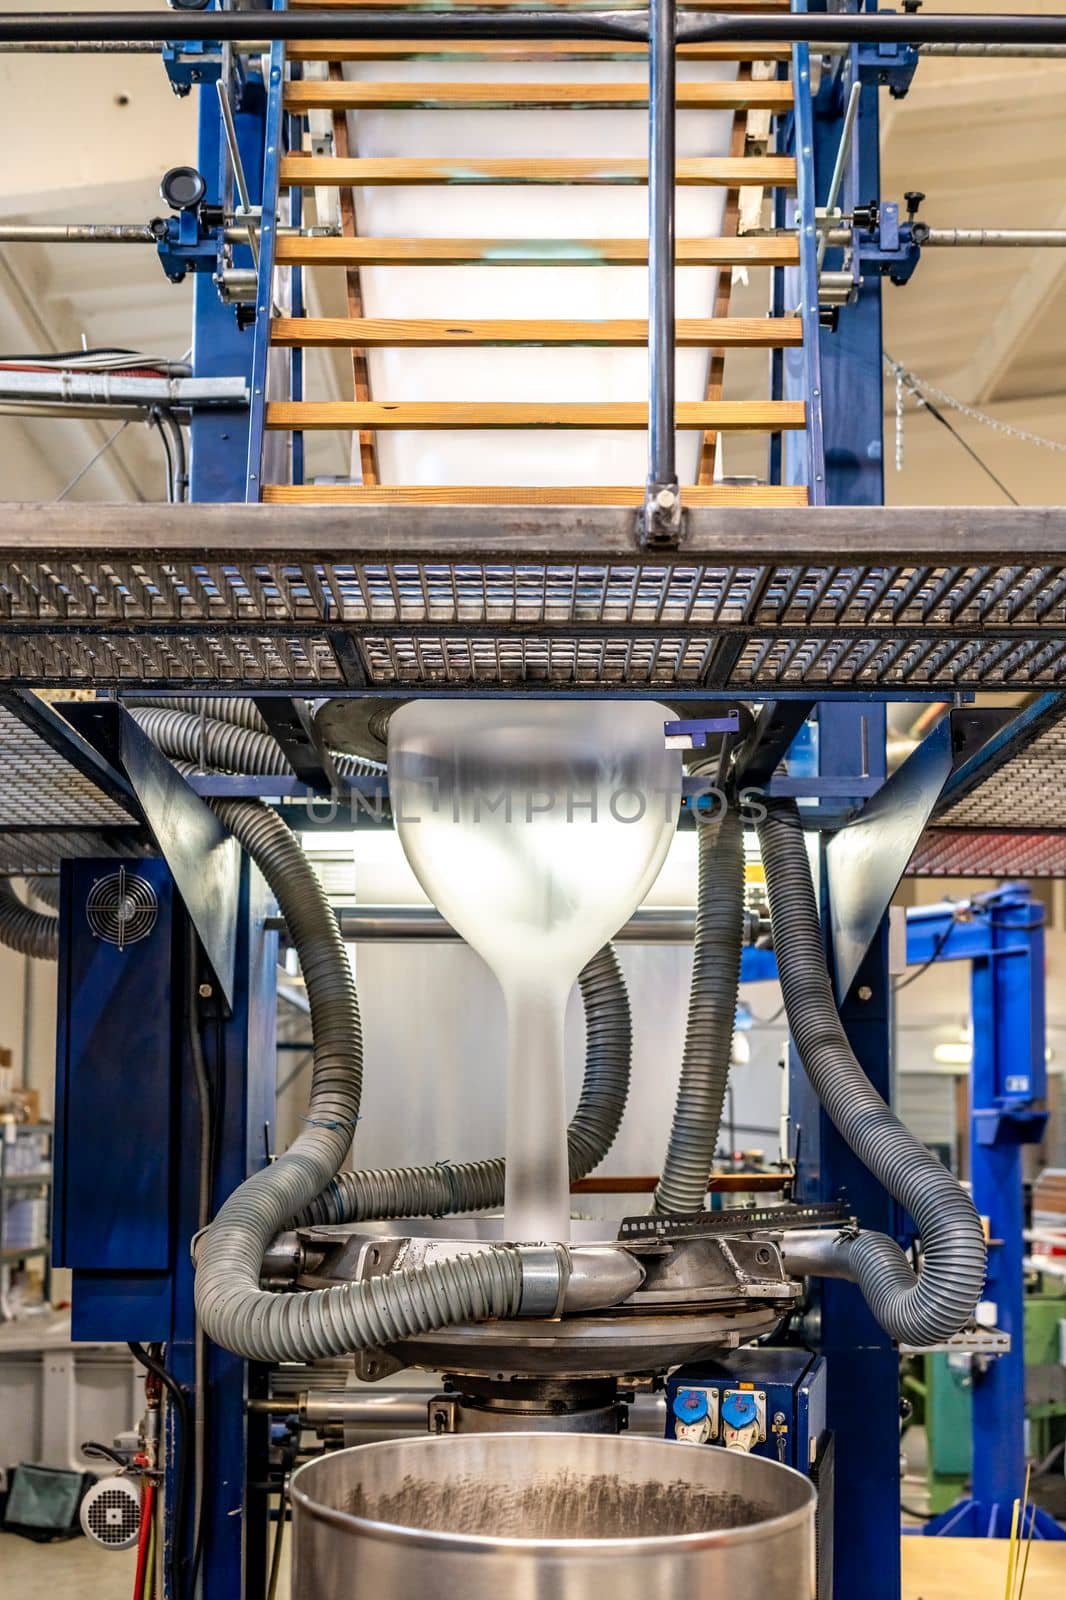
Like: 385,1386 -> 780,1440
4,12 -> 1066,46
262,904 -> 757,944
643,0 -> 678,544
4,35 -> 1066,59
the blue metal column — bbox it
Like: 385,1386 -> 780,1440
245,27 -> 286,501
815,20 -> 885,506
168,863 -> 278,1597
919,889 -> 1061,1539
791,904 -> 902,1599
189,58 -> 266,502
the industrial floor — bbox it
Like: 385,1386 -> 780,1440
2,1530 -> 1066,1598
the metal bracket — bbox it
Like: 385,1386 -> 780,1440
161,39 -> 225,96
826,709 -> 1003,1001
855,38 -> 920,98
618,1201 -> 852,1242
60,701 -> 240,1010
253,697 -> 338,794
638,485 -> 683,548
664,711 -> 741,749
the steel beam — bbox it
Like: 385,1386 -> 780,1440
2,500 -> 1066,556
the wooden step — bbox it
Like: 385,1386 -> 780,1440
280,155 -> 796,188
261,483 -> 809,506
266,400 -> 806,431
283,79 -> 794,112
275,234 -> 799,268
269,315 -> 803,348
286,39 -> 792,62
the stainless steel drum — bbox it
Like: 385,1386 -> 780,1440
290,1431 -> 816,1600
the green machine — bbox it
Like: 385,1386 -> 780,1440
914,1277 -> 1066,1513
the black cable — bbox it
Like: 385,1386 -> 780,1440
915,393 -> 1019,506
749,1000 -> 786,1026
149,408 -> 175,503
894,915 -> 959,992
891,360 -> 1020,505
81,1440 -> 132,1470
901,1503 -> 935,1522
128,1342 -> 189,1600
157,408 -> 188,502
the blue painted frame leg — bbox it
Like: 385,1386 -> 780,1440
168,863 -> 279,1596
923,889 -> 1062,1539
791,909 -> 903,1599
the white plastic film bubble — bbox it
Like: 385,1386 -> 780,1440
388,700 -> 682,1243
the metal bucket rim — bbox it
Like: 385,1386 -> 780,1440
290,1432 -> 816,1556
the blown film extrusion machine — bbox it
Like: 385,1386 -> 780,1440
2,2 -> 1066,1598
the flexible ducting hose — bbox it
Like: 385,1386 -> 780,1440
297,941 -> 631,1225
136,708 -> 632,1229
129,706 -> 383,778
25,876 -> 60,912
194,796 -> 525,1362
125,696 -> 270,733
654,793 -> 744,1214
0,880 -> 58,960
757,798 -> 987,1344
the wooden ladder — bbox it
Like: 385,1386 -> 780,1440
260,0 -> 808,509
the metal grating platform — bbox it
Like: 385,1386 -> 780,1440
936,702 -> 1066,830
0,705 -> 134,830
908,829 -> 1066,880
0,692 -> 144,876
906,694 -> 1066,878
2,504 -> 1065,691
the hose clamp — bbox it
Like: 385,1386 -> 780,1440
516,1243 -> 571,1319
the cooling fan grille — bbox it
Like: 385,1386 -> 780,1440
85,866 -> 158,949
79,1477 -> 142,1550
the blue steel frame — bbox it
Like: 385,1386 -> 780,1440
189,38 -> 265,503
743,889 -> 1062,1552
245,17 -> 286,503
79,3 -> 1049,1596
773,35 -> 826,502
905,890 -> 1063,1541
55,856 -> 279,1597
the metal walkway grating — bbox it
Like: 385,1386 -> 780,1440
907,694 -> 1066,878
908,829 -> 1066,880
0,693 -> 144,876
2,505 -> 1065,690
936,704 -> 1066,830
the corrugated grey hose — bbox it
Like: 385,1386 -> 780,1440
296,941 -> 632,1225
138,707 -> 633,1228
0,881 -> 58,960
128,706 -> 383,778
125,696 -> 270,733
654,797 -> 744,1214
194,797 -> 523,1362
757,798 -> 987,1344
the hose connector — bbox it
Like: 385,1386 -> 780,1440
515,1243 -> 571,1318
